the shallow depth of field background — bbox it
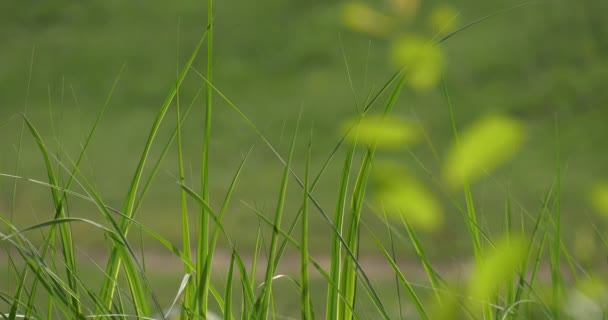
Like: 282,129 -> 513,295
1,0 -> 608,313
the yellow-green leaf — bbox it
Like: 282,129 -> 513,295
373,163 -> 442,231
444,115 -> 525,189
590,183 -> 608,217
429,5 -> 459,35
427,285 -> 461,320
344,115 -> 420,149
391,34 -> 443,91
343,2 -> 394,36
468,235 -> 527,304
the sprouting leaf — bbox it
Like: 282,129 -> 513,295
391,34 -> 443,91
389,0 -> 420,18
429,5 -> 459,36
468,235 -> 527,304
373,162 -> 442,231
343,115 -> 420,149
343,2 -> 394,36
590,183 -> 608,218
444,115 -> 525,189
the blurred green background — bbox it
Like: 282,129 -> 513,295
1,0 -> 608,259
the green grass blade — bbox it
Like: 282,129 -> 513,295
364,222 -> 429,320
503,195 -> 515,319
550,116 -> 563,318
0,219 -> 85,318
339,153 -> 370,320
254,113 -> 300,320
441,77 -> 491,320
300,133 -> 313,320
338,74 -> 407,320
244,203 -> 367,318
81,190 -> 156,317
224,250 -> 236,320
442,79 -> 483,264
21,64 -> 124,317
401,217 -> 443,301
7,266 -> 27,320
174,18 -> 195,315
45,157 -> 165,317
197,0 -> 215,315
513,186 -> 553,312
234,245 -> 256,314
202,148 -> 252,312
9,49 -> 35,317
437,2 -> 540,44
99,23 -> 210,310
179,184 -> 255,308
382,209 -> 403,320
327,143 -> 356,320
22,115 -> 82,316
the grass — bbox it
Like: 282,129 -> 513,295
1,0 -> 607,254
2,0 -> 608,319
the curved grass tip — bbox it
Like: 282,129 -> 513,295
391,34 -> 443,92
467,235 -> 528,305
429,5 -> 460,36
343,2 -> 394,36
372,162 -> 442,231
343,115 -> 420,149
590,183 -> 608,217
444,115 -> 525,189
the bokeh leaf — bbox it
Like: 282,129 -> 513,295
468,235 -> 527,304
392,34 -> 443,91
590,183 -> 608,218
343,2 -> 394,36
373,162 -> 442,231
444,115 -> 525,189
429,5 -> 459,36
427,284 -> 461,320
344,115 -> 420,149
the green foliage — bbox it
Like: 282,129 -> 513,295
344,115 -> 420,149
467,235 -> 527,305
590,183 -> 608,217
429,5 -> 460,36
372,162 -> 442,231
1,1 -> 608,319
392,34 -> 444,91
444,115 -> 525,189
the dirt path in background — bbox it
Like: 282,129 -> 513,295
0,248 -> 471,280
1,249 -> 568,283
132,250 -> 474,280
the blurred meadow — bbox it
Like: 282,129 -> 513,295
2,0 -> 608,318
2,0 -> 607,254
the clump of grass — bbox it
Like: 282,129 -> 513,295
2,1 -> 608,320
